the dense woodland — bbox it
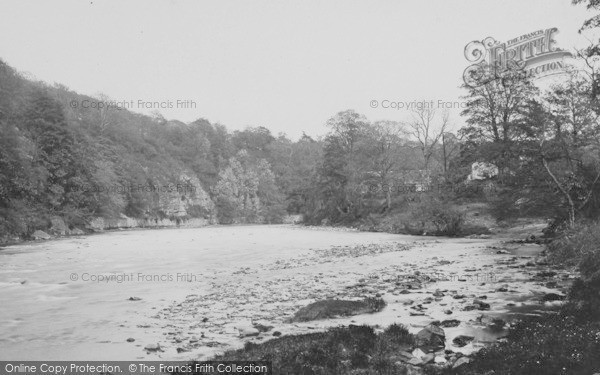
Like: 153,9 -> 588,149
2,37 -> 600,240
1,0 -> 600,242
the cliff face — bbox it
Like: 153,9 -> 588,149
156,174 -> 215,218
82,174 -> 217,232
85,216 -> 213,231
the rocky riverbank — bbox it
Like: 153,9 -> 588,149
132,227 -> 572,369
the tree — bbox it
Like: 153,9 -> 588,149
534,74 -> 600,227
213,150 -> 285,224
460,69 -> 539,178
310,110 -> 370,223
359,120 -> 408,210
409,107 -> 449,171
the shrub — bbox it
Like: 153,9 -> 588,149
409,198 -> 465,236
380,323 -> 414,347
547,222 -> 600,274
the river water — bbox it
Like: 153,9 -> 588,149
0,225 -> 567,360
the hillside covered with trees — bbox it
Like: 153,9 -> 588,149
2,27 -> 600,243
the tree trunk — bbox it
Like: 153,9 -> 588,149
542,157 -> 575,228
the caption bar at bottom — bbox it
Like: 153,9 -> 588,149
0,361 -> 272,375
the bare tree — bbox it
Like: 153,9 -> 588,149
362,120 -> 409,210
96,93 -> 114,135
409,107 -> 449,171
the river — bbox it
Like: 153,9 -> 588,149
0,225 -> 569,361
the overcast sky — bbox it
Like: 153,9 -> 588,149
0,0 -> 596,138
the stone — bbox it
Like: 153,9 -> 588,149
434,356 -> 447,364
238,327 -> 260,337
144,343 -> 161,351
253,323 -> 274,332
397,351 -> 414,362
128,297 -> 142,301
452,356 -> 471,369
473,300 -> 490,310
415,324 -> 445,350
31,230 -> 51,240
412,348 -> 426,359
272,331 -> 282,337
542,293 -> 565,302
126,338 -> 135,342
439,319 -> 461,328
49,217 -> 68,235
407,357 -> 423,366
421,353 -> 435,364
70,228 -> 85,235
444,309 -> 453,315
452,335 -> 475,347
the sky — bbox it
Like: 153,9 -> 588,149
0,0 -> 597,139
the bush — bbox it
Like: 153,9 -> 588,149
408,198 -> 465,236
380,323 -> 414,347
547,222 -> 600,278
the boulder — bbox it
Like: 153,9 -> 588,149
415,324 -> 445,351
238,326 -> 260,337
397,351 -> 414,362
439,319 -> 461,328
411,348 -> 426,359
542,293 -> 565,302
253,322 -> 274,332
452,356 -> 471,369
144,343 -> 161,352
31,230 -> 51,240
49,217 -> 68,235
473,299 -> 490,310
452,335 -> 474,347
70,228 -> 85,235
407,357 -> 423,366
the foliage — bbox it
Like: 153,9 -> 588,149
213,151 -> 286,224
0,59 -> 305,239
175,324 -> 417,375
